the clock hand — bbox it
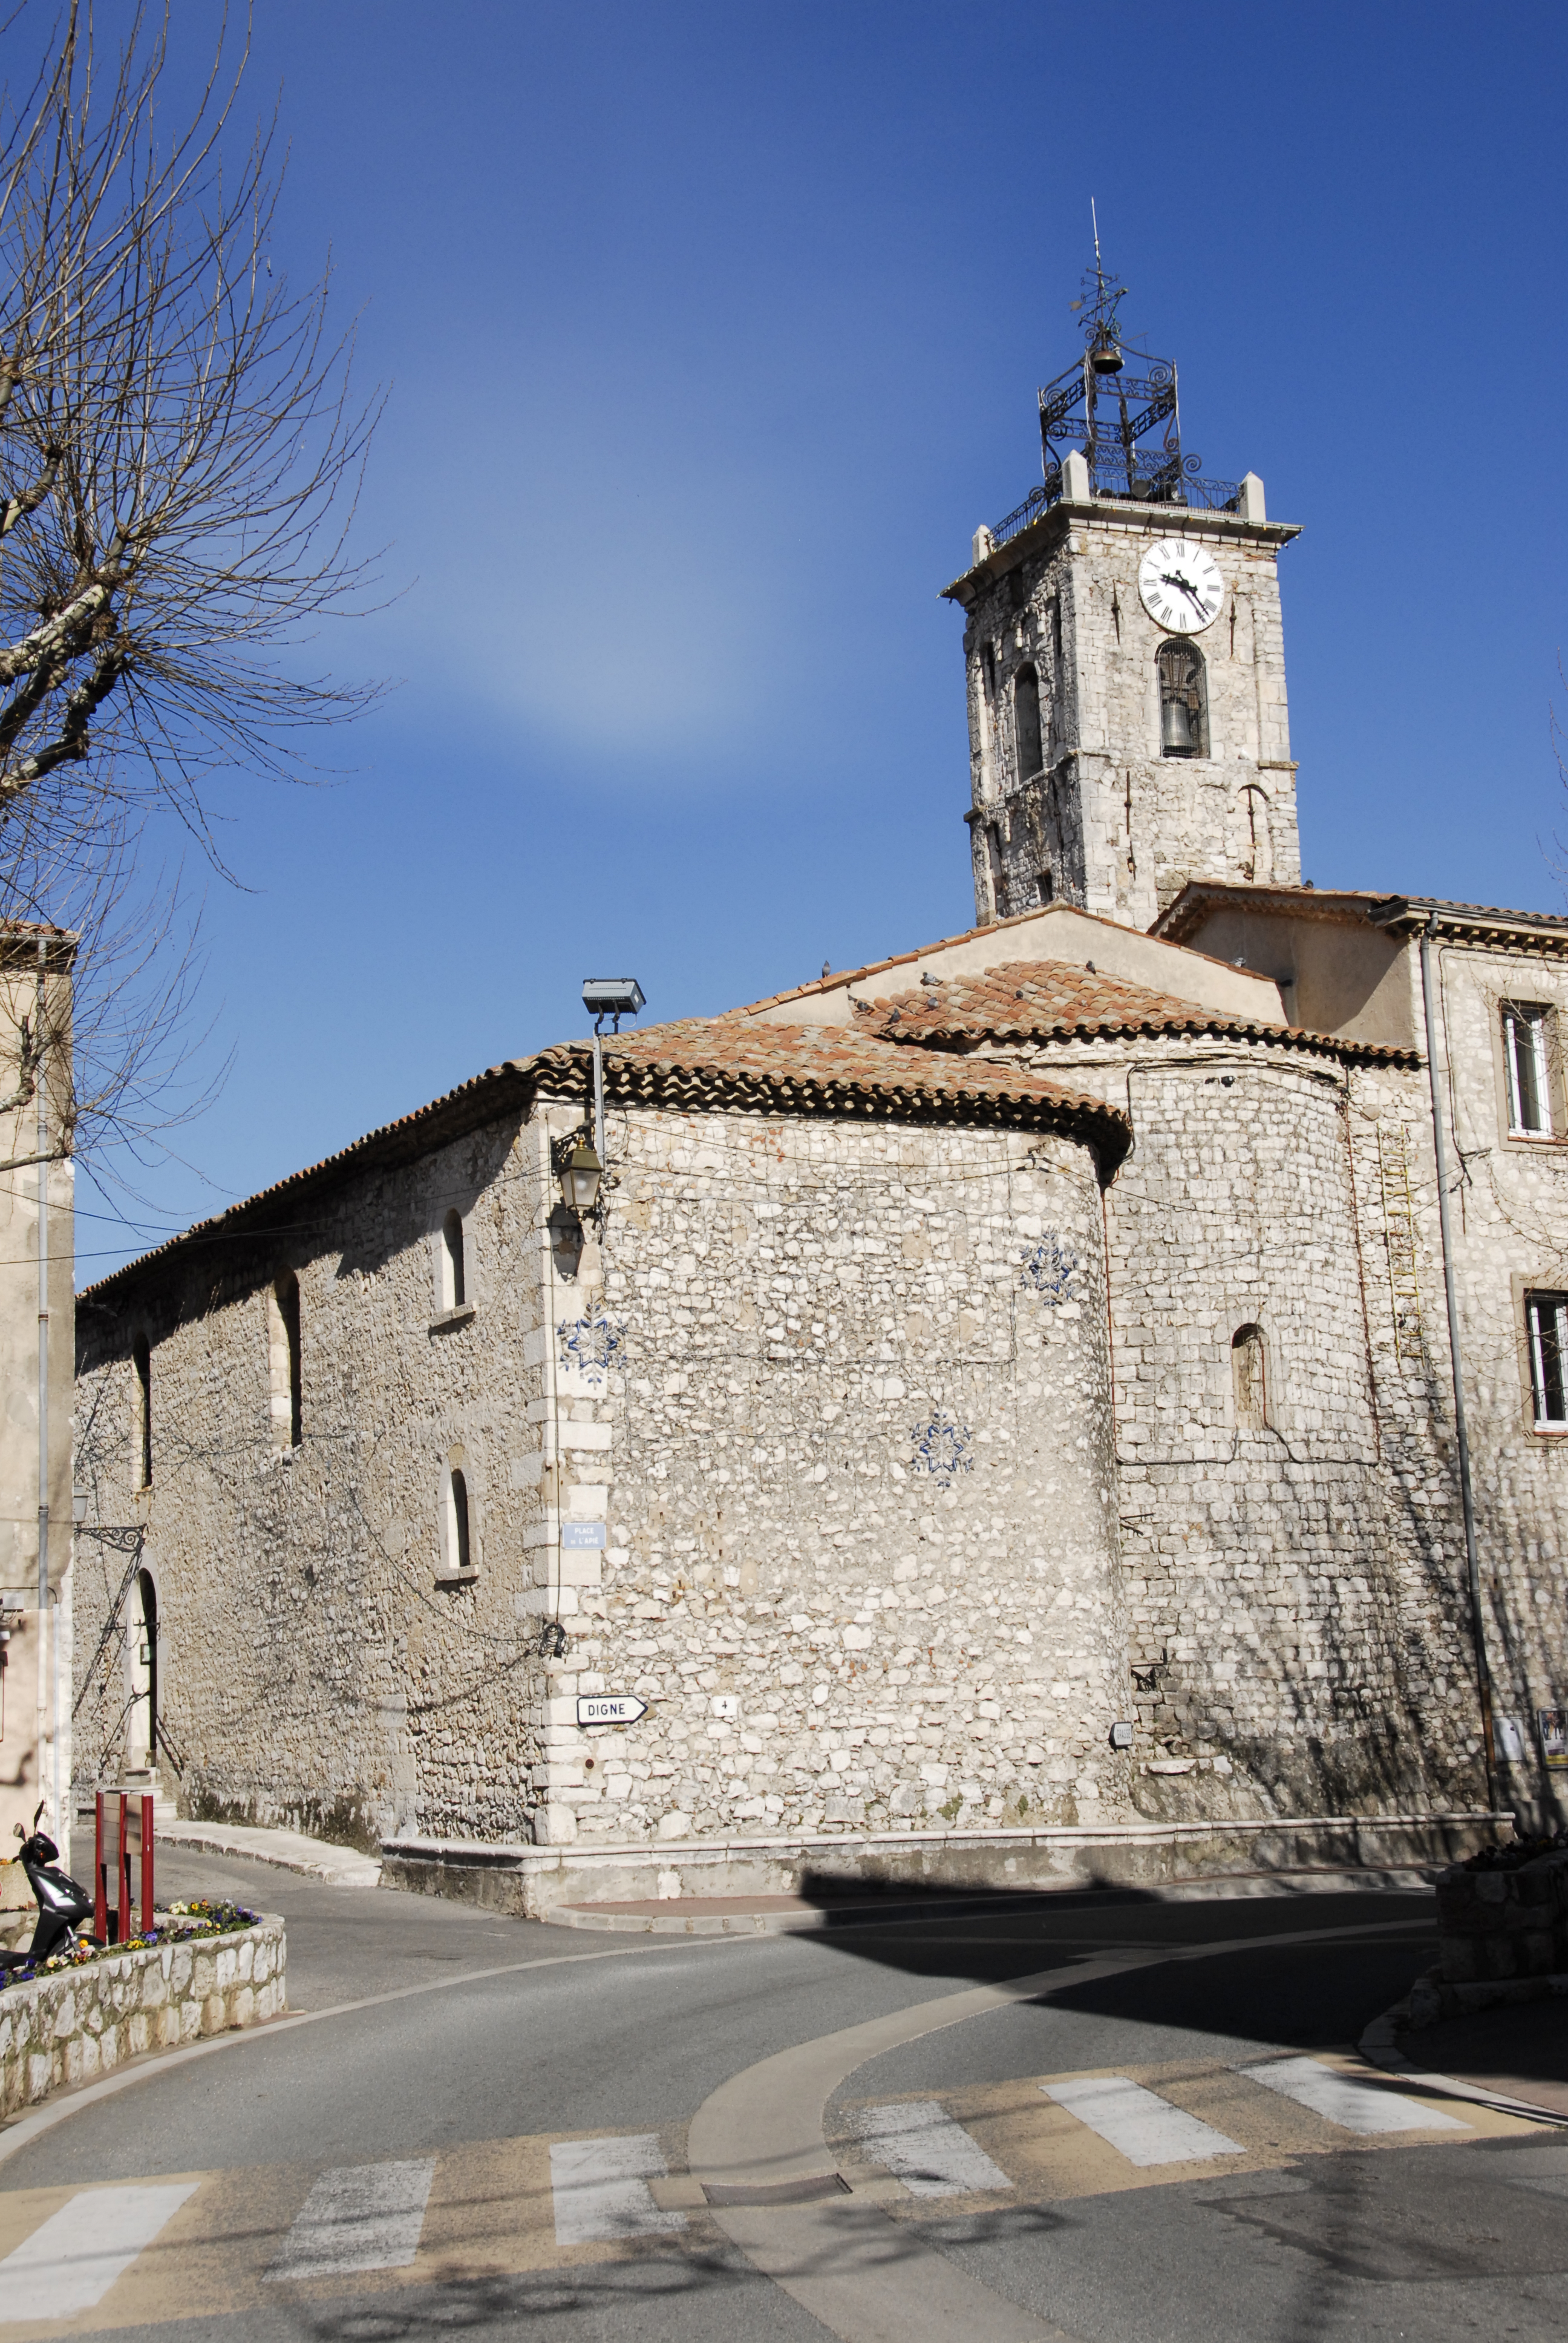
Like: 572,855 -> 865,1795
1161,570 -> 1207,612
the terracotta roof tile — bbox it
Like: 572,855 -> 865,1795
80,1018 -> 1129,1310
860,959 -> 1417,1064
598,1016 -> 1128,1142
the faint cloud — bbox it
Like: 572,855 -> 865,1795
363,356 -> 812,758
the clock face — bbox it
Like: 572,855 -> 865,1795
1138,539 -> 1224,634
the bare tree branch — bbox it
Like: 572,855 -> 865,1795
0,1 -> 385,1170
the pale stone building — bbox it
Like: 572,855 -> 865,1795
70,288 -> 1567,1913
0,923 -> 75,1851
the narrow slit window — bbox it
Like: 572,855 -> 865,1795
271,1272 -> 303,1450
1504,1004 -> 1553,1136
1232,1324 -> 1267,1429
1527,1291 -> 1568,1426
1013,665 -> 1043,780
441,1210 -> 466,1308
447,1468 -> 471,1573
986,822 -> 1008,919
133,1335 -> 152,1489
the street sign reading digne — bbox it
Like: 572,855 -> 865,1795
577,1695 -> 648,1726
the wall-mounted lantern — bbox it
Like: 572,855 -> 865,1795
561,1136 -> 603,1214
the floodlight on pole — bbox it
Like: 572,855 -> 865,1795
581,977 -> 645,1196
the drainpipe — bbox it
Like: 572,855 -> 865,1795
34,937 -> 53,1840
1419,917 -> 1498,1809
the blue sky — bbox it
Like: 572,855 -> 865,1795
76,0 -> 1568,1276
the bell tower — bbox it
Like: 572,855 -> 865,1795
944,248 -> 1301,932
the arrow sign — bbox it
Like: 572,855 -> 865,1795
577,1694 -> 648,1726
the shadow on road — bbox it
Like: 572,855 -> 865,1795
782,1867 -> 1439,2053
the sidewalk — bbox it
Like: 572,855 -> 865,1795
1405,1993 -> 1568,2121
154,1818 -> 382,1888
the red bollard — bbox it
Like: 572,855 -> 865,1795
92,1791 -> 154,1942
124,1795 -> 154,1935
140,1794 -> 154,1935
93,1791 -> 114,1942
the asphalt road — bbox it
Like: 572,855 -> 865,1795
1,1852 -> 1563,2343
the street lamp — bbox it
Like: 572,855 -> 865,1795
561,1136 -> 603,1214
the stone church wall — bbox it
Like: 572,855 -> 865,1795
995,1028 -> 1485,1818
74,1095 -> 1129,1853
544,1107 -> 1123,1847
73,1110 -> 554,1847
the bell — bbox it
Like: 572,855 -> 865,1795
1089,334 -> 1123,375
1161,696 -> 1194,753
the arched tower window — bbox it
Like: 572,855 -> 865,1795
270,1271 -> 303,1451
1014,665 -> 1043,780
1158,640 -> 1207,758
1232,1325 -> 1268,1429
132,1335 -> 152,1489
441,1210 -> 466,1309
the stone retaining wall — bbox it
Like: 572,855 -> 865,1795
1436,1850 -> 1568,1983
0,1916 -> 285,2120
383,1810 -> 1504,1921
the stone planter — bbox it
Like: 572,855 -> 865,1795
1435,1849 -> 1568,1984
0,1915 -> 285,2120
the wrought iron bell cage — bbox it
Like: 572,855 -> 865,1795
986,248 -> 1240,551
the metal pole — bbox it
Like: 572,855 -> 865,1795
34,937 -> 51,1838
592,1026 -> 604,1168
1420,919 -> 1498,1808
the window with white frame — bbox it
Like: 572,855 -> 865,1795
1503,1003 -> 1553,1136
1526,1289 -> 1568,1426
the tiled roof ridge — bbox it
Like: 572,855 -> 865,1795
599,1017 -> 1129,1129
80,1018 -> 1130,1307
860,960 -> 1420,1067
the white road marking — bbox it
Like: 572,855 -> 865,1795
549,2134 -> 687,2244
265,2158 -> 437,2280
0,2183 -> 199,2321
1240,2056 -> 1469,2135
851,2100 -> 1011,2197
1042,2077 -> 1244,2167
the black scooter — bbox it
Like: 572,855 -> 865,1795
0,1803 -> 99,1974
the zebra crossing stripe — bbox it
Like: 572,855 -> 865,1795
0,2183 -> 199,2321
852,2100 -> 1011,2197
549,2135 -> 687,2244
1042,2077 -> 1244,2167
265,2158 -> 437,2280
1240,2057 -> 1470,2135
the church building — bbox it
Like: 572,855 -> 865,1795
71,268 -> 1568,1915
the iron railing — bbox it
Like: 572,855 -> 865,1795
988,462 -> 1241,550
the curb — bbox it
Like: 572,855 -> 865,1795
154,1824 -> 382,1889
1358,1984 -> 1568,2130
551,1866 -> 1443,1936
